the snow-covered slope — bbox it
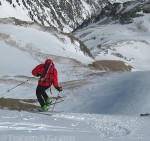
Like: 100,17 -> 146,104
0,0 -> 30,21
74,0 -> 150,71
1,70 -> 150,141
0,19 -> 93,74
75,13 -> 150,71
1,109 -> 150,141
58,71 -> 150,115
108,0 -> 136,4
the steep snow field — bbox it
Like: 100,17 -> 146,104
0,22 -> 94,79
1,71 -> 150,141
58,71 -> 150,115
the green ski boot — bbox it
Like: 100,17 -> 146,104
46,98 -> 52,106
38,104 -> 48,112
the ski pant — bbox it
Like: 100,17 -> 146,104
36,84 -> 50,107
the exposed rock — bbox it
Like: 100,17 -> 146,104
89,60 -> 133,72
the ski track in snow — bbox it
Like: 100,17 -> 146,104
1,110 -> 150,141
0,110 -> 100,141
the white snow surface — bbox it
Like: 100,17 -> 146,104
0,0 -> 31,21
0,22 -> 93,78
1,71 -> 150,141
109,0 -> 136,4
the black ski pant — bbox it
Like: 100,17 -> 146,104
36,84 -> 50,107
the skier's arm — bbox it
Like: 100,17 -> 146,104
32,64 -> 44,77
53,68 -> 62,92
53,68 -> 58,87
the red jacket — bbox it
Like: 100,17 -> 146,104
32,59 -> 58,87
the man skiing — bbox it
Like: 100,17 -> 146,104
32,59 -> 62,111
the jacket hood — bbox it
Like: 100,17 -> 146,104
45,59 -> 53,67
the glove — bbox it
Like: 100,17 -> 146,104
37,73 -> 41,77
40,77 -> 46,82
55,86 -> 62,92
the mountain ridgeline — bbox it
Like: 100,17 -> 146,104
0,0 -> 149,32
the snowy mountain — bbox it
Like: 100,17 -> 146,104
75,0 -> 150,27
74,0 -> 150,71
0,0 -> 139,32
0,0 -> 105,32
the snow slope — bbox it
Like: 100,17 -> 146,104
0,20 -> 94,77
58,71 -> 150,115
109,0 -> 136,4
0,0 -> 30,21
1,110 -> 150,141
75,14 -> 150,71
1,71 -> 150,141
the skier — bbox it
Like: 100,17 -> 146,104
32,59 -> 62,111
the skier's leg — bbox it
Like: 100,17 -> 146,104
41,86 -> 52,105
36,85 -> 46,107
41,88 -> 49,101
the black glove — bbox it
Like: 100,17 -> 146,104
55,86 -> 62,92
40,77 -> 46,82
37,73 -> 41,77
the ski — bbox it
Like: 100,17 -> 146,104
140,113 -> 150,116
31,99 -> 64,112
26,108 -> 63,117
18,99 -> 64,114
33,110 -> 63,116
30,109 -> 63,115
49,99 -> 64,105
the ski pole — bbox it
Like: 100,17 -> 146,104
52,92 -> 60,112
6,79 -> 29,92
